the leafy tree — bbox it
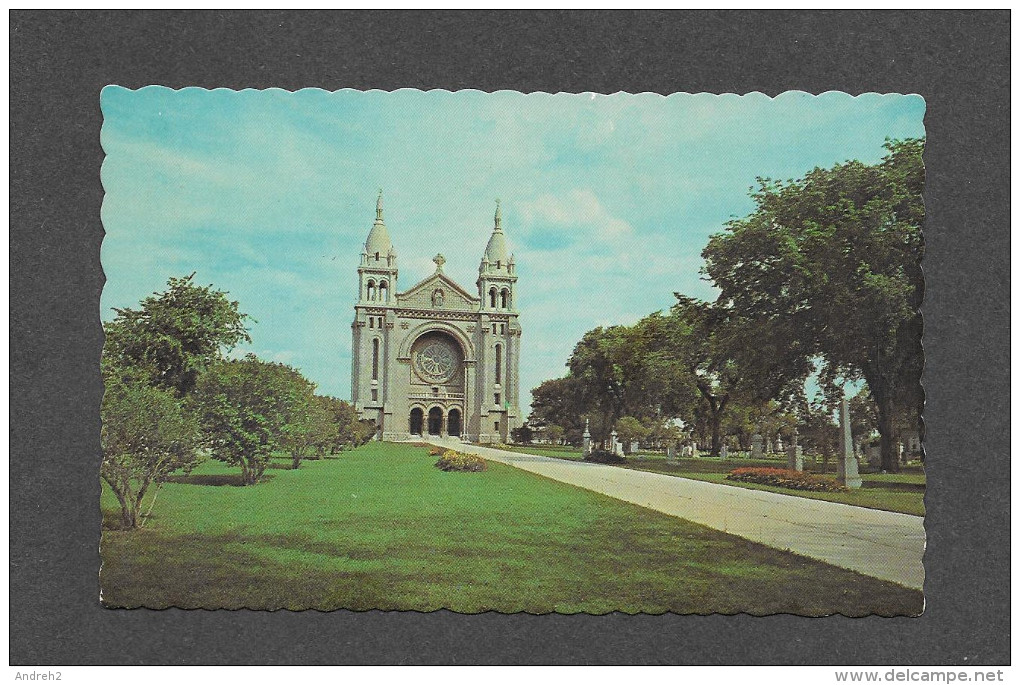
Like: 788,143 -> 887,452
282,388 -> 332,470
192,355 -> 308,485
849,387 -> 880,448
566,320 -> 698,443
614,416 -> 650,453
529,377 -> 585,435
101,379 -> 201,528
566,326 -> 635,441
796,398 -> 840,470
314,395 -> 359,454
104,273 -> 251,397
703,139 -> 924,471
510,423 -> 534,445
544,424 -> 565,445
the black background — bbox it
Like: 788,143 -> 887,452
10,10 -> 1010,665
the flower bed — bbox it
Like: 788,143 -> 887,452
435,449 -> 487,473
726,467 -> 848,492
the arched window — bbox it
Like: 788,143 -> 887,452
500,289 -> 509,309
495,344 -> 502,385
379,280 -> 388,302
372,338 -> 380,380
366,280 -> 376,301
489,287 -> 497,308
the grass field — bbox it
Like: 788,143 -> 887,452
497,444 -> 925,516
100,442 -> 922,615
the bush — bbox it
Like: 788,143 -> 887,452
491,442 -> 512,451
435,449 -> 487,473
726,467 -> 848,492
584,449 -> 627,464
427,444 -> 445,456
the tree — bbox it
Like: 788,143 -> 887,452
104,273 -> 251,397
314,395 -> 362,454
510,423 -> 534,444
101,379 -> 201,528
192,355 -> 308,485
544,424 -> 565,445
566,321 -> 697,444
614,416 -> 649,453
849,387 -> 880,449
282,389 -> 333,470
796,398 -> 840,470
703,139 -> 924,471
529,377 -> 585,436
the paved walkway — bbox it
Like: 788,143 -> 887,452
425,438 -> 925,590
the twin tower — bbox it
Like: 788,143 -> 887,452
351,192 -> 522,443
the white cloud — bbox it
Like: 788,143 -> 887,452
520,189 -> 634,243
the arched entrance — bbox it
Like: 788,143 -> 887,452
447,408 -> 462,437
409,408 -> 424,436
427,407 -> 443,436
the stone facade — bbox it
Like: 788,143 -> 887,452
351,193 -> 521,442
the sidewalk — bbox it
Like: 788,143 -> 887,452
426,439 -> 925,590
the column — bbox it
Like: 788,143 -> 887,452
837,395 -> 863,488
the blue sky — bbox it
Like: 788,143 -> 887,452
100,88 -> 925,413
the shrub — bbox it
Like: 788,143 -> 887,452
491,442 -> 512,451
427,444 -> 445,456
584,449 -> 627,464
435,449 -> 487,473
726,467 -> 848,492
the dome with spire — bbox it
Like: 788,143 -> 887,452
365,190 -> 393,259
482,199 -> 510,267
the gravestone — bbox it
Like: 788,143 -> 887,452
750,433 -> 764,460
666,444 -> 676,461
836,396 -> 863,488
866,445 -> 881,468
775,435 -> 784,453
720,444 -> 729,460
611,430 -> 624,457
582,418 -> 592,455
786,431 -> 803,472
630,441 -> 640,454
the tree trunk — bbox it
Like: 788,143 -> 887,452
292,453 -> 302,470
241,461 -> 256,486
108,482 -> 137,529
709,413 -> 723,458
877,397 -> 899,473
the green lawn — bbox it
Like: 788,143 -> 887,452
101,442 -> 921,615
498,444 -> 925,516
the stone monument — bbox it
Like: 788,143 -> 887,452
582,418 -> 592,455
750,433 -> 764,460
786,430 -> 803,472
720,443 -> 729,460
611,430 -> 624,457
837,396 -> 863,488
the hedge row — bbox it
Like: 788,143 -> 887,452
726,467 -> 848,492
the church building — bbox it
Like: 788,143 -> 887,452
350,193 -> 522,442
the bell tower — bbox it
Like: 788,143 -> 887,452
474,200 -> 521,443
351,191 -> 398,433
358,189 -> 398,303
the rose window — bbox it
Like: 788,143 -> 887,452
414,339 -> 459,383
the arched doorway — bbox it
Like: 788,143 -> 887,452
447,408 -> 462,437
427,407 -> 443,436
409,408 -> 424,436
